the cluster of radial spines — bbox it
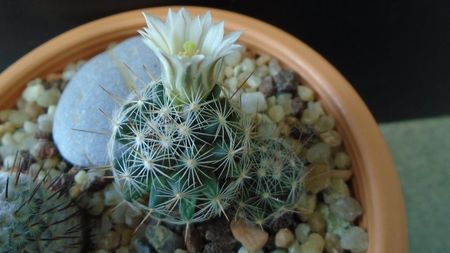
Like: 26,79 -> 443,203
109,80 -> 253,224
233,138 -> 306,227
0,162 -> 84,253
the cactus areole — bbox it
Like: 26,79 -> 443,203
109,8 -> 306,226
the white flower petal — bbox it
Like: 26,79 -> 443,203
140,9 -> 242,101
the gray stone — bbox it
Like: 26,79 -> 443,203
145,225 -> 184,253
340,227 -> 369,253
329,196 -> 363,222
53,36 -> 161,166
133,238 -> 154,253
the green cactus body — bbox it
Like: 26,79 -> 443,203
109,81 -> 252,225
235,138 -> 306,226
0,170 -> 84,253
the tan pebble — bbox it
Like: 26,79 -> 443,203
24,102 -> 44,119
69,184 -> 81,198
268,105 -> 285,123
334,151 -> 351,169
256,54 -> 271,66
230,220 -> 268,253
8,110 -> 30,127
278,121 -> 291,136
297,85 -> 315,101
97,231 -> 120,250
0,122 -> 15,136
43,157 -> 59,169
174,249 -> 188,253
329,169 -> 353,181
115,246 -> 130,253
0,110 -> 13,122
120,228 -> 133,246
299,233 -> 325,253
313,115 -> 335,133
307,213 -> 325,234
275,228 -> 295,248
304,163 -> 331,194
294,194 -> 317,221
320,130 -> 342,147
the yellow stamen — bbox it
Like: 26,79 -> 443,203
178,41 -> 198,57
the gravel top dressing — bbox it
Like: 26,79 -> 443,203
0,9 -> 369,253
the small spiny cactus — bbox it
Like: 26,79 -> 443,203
0,158 -> 85,253
233,138 -> 306,226
109,81 -> 253,224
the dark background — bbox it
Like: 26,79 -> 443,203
1,0 -> 449,123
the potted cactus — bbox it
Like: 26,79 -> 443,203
0,6 -> 407,253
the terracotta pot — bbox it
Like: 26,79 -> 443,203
0,6 -> 407,253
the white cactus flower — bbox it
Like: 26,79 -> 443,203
140,8 -> 242,101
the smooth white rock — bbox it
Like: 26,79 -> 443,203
240,92 -> 268,113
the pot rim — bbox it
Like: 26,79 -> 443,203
0,6 -> 407,253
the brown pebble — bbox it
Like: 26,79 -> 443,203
273,70 -> 297,93
304,163 -> 331,194
258,76 -> 276,97
230,220 -> 268,253
275,228 -> 295,248
184,225 -> 204,253
307,212 -> 326,234
291,97 -> 304,116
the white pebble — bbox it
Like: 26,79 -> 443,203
8,110 -> 29,127
19,135 -> 38,151
247,75 -> 262,88
276,93 -> 293,114
297,85 -> 315,101
268,105 -> 285,123
269,59 -> 281,76
104,184 -> 123,206
226,77 -> 238,93
12,131 -> 27,144
224,66 -> 234,78
37,114 -> 53,132
241,58 -> 256,73
254,65 -> 270,77
36,88 -> 61,108
256,54 -> 271,66
1,132 -> 16,146
23,121 -> 39,135
47,105 -> 57,116
241,92 -> 268,113
224,51 -> 242,66
257,114 -> 279,138
22,83 -> 45,103
75,170 -> 88,185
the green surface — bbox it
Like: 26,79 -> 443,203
380,117 -> 450,253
